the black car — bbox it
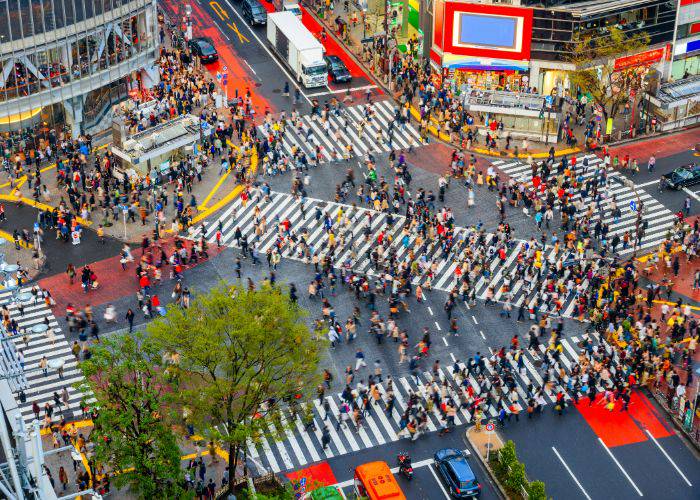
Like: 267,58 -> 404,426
324,55 -> 352,83
242,0 -> 267,25
434,448 -> 482,498
661,164 -> 700,189
188,37 -> 218,63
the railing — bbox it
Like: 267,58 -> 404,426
650,378 -> 699,449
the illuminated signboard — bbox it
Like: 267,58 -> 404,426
438,2 -> 533,61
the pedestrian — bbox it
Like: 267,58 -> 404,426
354,349 -> 367,370
125,308 -> 135,333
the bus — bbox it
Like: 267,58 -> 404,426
353,462 -> 406,500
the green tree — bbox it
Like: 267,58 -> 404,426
528,480 -> 547,500
77,334 -> 185,499
148,283 -> 324,493
566,26 -> 651,123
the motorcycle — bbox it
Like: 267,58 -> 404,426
397,452 -> 413,480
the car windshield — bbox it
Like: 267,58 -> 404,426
252,5 -> 265,13
304,64 -> 327,76
674,169 -> 693,180
199,43 -> 215,55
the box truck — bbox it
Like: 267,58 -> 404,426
266,11 -> 328,89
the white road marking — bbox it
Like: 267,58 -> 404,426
449,353 -> 456,362
306,84 -> 378,97
442,337 -> 448,346
598,438 -> 643,496
683,187 -> 700,203
472,316 -> 478,324
243,59 -> 257,75
645,430 -> 693,487
428,306 -> 434,316
479,330 -> 486,340
429,464 -> 452,499
223,0 -> 312,104
434,321 -> 442,331
552,446 -> 592,500
634,179 -> 660,188
334,458 -> 436,488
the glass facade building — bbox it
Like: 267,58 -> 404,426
0,0 -> 159,141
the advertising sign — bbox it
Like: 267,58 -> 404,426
614,47 -> 666,71
439,3 -> 533,61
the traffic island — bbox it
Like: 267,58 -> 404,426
465,425 -> 547,500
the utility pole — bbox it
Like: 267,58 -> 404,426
384,0 -> 389,82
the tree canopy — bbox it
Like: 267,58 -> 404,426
566,26 -> 651,122
148,282 -> 324,490
77,333 -> 185,499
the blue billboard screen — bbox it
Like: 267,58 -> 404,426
457,14 -> 517,49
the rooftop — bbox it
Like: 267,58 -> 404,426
655,75 -> 700,107
550,0 -> 654,17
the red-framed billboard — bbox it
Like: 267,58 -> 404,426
434,2 -> 533,62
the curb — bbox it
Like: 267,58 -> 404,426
607,124 -> 700,149
464,426 -> 508,500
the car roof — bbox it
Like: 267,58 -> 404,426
192,37 -> 213,46
447,455 -> 476,482
326,55 -> 342,62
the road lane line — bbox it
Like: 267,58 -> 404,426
634,179 -> 660,188
434,321 -> 442,331
428,464 -> 452,499
598,438 -> 643,496
223,0 -> 311,104
683,187 -> 700,203
442,337 -> 448,346
472,315 -> 478,324
552,446 -> 592,500
450,353 -> 456,362
243,59 -> 257,75
645,430 -> 693,487
428,306 -> 434,316
479,330 -> 486,340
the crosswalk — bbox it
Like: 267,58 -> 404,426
257,99 -> 422,161
0,288 -> 90,425
192,191 -> 592,319
492,154 -> 675,256
244,331 -> 600,474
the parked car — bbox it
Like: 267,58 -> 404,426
242,0 -> 267,25
660,164 -> 700,189
434,448 -> 481,498
188,37 -> 218,63
323,55 -> 352,83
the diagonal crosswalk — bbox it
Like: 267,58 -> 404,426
257,100 -> 422,162
243,332 -> 600,474
191,191 -> 596,319
0,288 -> 91,425
492,154 -> 675,256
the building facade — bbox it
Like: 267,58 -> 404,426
0,0 -> 160,140
428,0 -> 685,95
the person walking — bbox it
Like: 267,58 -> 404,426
125,308 -> 135,333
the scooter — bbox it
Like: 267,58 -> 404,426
397,452 -> 413,480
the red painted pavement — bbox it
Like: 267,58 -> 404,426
608,128 -> 700,162
161,0 -> 274,116
574,390 -> 673,448
286,461 -> 338,489
39,238 -> 224,314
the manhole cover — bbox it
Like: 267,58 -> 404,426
272,88 -> 281,93
255,83 -> 262,88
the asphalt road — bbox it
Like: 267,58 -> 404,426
323,429 -> 500,500
615,148 -> 700,216
501,398 -> 700,500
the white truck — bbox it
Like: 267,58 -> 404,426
266,11 -> 328,89
273,0 -> 301,18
